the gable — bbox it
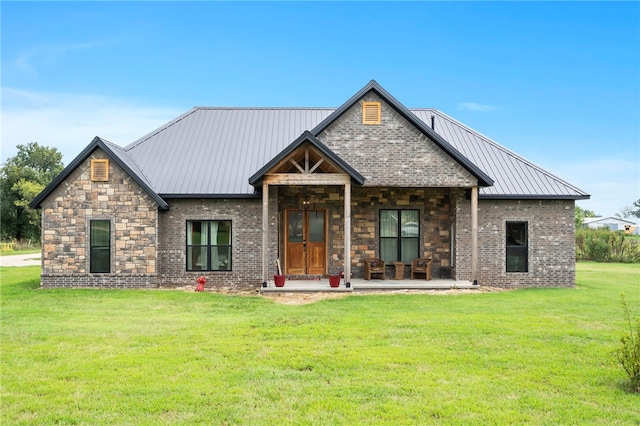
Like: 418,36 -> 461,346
316,92 -> 478,188
34,81 -> 588,201
31,137 -> 168,210
249,131 -> 365,187
38,148 -> 161,213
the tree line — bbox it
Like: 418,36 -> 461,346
1,143 -> 64,242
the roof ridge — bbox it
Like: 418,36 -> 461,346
431,109 -> 589,196
192,106 -> 337,110
104,138 -> 159,193
125,108 -> 200,151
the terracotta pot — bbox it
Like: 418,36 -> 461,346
274,275 -> 285,287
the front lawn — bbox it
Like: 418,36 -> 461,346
1,263 -> 639,425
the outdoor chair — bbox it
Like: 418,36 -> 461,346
411,257 -> 433,280
363,258 -> 385,280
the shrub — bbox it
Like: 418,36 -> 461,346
576,228 -> 640,263
614,294 -> 640,393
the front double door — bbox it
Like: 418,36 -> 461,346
285,209 -> 326,275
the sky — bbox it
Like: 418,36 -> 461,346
2,1 -> 639,220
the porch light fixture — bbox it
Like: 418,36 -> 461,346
299,190 -> 315,210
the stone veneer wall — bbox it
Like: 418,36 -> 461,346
454,193 -> 576,288
278,186 -> 453,280
40,149 -> 159,288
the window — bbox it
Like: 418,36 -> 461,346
186,221 -> 232,271
506,222 -> 528,272
362,101 -> 381,125
91,159 -> 109,182
90,220 -> 110,273
380,210 -> 419,264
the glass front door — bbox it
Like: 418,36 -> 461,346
285,209 -> 326,275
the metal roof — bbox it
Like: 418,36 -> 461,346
121,105 -> 587,199
125,108 -> 335,196
30,137 -> 169,210
32,82 -> 589,208
411,109 -> 589,199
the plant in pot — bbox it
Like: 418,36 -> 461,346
274,259 -> 285,287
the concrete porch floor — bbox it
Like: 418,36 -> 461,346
261,277 -> 478,293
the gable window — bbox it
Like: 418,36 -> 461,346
90,220 -> 111,273
91,159 -> 109,182
187,221 -> 232,271
506,221 -> 528,272
362,101 -> 381,125
380,210 -> 419,264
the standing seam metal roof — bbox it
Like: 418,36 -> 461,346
120,105 -> 587,199
33,83 -> 589,207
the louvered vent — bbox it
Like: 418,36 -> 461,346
362,102 -> 381,125
91,159 -> 109,182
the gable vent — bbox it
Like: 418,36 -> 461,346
91,159 -> 109,182
362,102 -> 381,125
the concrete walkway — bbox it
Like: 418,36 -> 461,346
0,253 -> 42,267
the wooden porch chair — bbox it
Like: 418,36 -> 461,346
411,258 -> 433,280
364,258 -> 385,280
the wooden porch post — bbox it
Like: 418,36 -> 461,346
344,182 -> 351,286
471,186 -> 478,285
262,181 -> 269,286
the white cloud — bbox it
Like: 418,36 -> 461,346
457,102 -> 497,112
1,87 -> 182,164
15,41 -> 113,75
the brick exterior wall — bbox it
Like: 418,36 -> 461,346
454,193 -> 576,288
40,148 -> 159,288
38,93 -> 578,290
156,196 -> 277,289
317,92 -> 477,188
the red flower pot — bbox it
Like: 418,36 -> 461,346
274,275 -> 285,287
329,275 -> 340,288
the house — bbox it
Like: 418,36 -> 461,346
31,80 -> 589,290
583,216 -> 636,233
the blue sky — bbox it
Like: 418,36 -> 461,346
2,1 -> 639,219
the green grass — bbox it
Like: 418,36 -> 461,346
0,248 -> 41,256
1,263 -> 639,425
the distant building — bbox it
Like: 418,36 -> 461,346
583,216 -> 637,233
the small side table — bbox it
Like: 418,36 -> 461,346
392,262 -> 405,280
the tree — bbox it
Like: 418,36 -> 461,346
575,205 -> 597,229
1,142 -> 64,241
617,199 -> 640,219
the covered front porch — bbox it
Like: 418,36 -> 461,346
249,132 -> 482,291
261,276 -> 478,293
